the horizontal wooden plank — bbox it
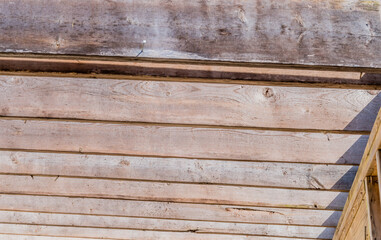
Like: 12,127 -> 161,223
0,119 -> 368,164
0,223 -> 321,240
0,235 -> 99,240
1,56 -> 381,87
0,151 -> 357,190
0,194 -> 341,227
1,75 -> 380,131
1,0 -> 380,68
0,210 -> 335,239
0,175 -> 347,210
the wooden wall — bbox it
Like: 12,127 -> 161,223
0,67 -> 380,239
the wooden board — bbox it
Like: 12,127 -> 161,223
0,235 -> 100,240
365,177 -> 381,240
0,175 -> 348,210
343,196 -> 370,240
1,56 -> 381,88
0,194 -> 341,227
0,0 -> 380,68
0,223 -> 322,240
1,75 -> 380,131
0,119 -> 368,164
0,151 -> 357,190
0,210 -> 335,239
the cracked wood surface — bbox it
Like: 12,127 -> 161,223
0,0 -> 381,67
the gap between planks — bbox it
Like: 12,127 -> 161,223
0,209 -> 339,227
0,172 -> 352,192
0,70 -> 380,90
0,116 -> 371,136
0,148 -> 361,167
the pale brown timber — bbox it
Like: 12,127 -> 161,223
0,223 -> 316,240
0,150 -> 357,190
0,210 -> 335,239
0,175 -> 348,210
365,177 -> 381,240
0,194 -> 341,227
0,118 -> 368,164
1,75 -> 380,131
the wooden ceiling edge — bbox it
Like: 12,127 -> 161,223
333,107 -> 381,240
0,53 -> 380,89
2,53 -> 381,72
3,71 -> 381,91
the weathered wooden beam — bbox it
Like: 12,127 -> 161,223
0,210 -> 335,239
0,223 -> 315,240
0,0 -> 380,68
0,174 -> 348,210
0,150 -> 357,190
0,194 -> 341,227
1,75 -> 380,131
0,235 -> 98,240
0,119 -> 368,164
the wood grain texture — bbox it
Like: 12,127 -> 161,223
365,177 -> 381,240
343,196 -> 369,240
377,150 -> 381,202
1,75 -> 380,131
0,151 -> 358,190
0,175 -> 348,210
0,210 -> 335,239
0,119 -> 368,164
334,183 -> 366,240
0,194 -> 341,227
0,0 -> 380,67
0,223 -> 316,240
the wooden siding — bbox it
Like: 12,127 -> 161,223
0,69 -> 380,239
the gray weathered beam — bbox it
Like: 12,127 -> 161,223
0,0 -> 380,68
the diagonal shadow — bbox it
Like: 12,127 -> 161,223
344,92 -> 381,131
322,92 -> 381,238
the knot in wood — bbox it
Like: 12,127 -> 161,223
263,87 -> 274,98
